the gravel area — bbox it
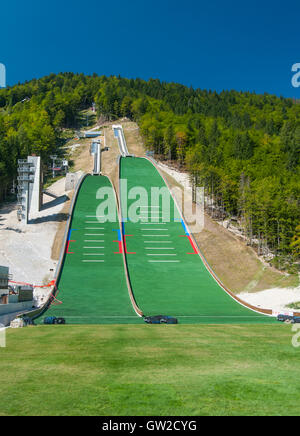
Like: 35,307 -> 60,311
0,177 -> 70,286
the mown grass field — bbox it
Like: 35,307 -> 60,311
1,324 -> 300,416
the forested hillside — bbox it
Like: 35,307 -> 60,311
0,73 -> 299,265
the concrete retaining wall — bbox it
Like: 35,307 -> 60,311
0,301 -> 33,316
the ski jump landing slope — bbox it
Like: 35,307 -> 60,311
36,175 -> 141,324
120,157 -> 277,324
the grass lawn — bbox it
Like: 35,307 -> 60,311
1,324 -> 300,416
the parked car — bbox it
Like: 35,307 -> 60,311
44,316 -> 66,325
144,315 -> 178,324
277,314 -> 300,324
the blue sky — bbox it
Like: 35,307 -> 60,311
0,0 -> 299,97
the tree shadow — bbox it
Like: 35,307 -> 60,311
0,203 -> 17,215
42,195 -> 69,211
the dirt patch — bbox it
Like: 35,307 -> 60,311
71,139 -> 94,174
101,126 -> 121,190
123,122 -> 145,157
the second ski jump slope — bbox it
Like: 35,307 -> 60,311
120,157 -> 277,324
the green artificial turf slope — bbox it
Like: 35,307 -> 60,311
120,157 -> 276,324
37,175 -> 141,324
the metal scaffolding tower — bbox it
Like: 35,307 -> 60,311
17,160 -> 34,224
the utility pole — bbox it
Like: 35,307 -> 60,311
50,155 -> 57,178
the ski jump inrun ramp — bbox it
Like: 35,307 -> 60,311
31,138 -> 277,325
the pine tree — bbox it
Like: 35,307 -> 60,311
291,225 -> 300,259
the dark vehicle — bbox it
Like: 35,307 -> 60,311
277,314 -> 293,323
144,315 -> 178,324
55,317 -> 66,325
277,314 -> 300,324
44,316 -> 66,325
22,316 -> 35,326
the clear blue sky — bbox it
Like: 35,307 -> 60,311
0,0 -> 299,97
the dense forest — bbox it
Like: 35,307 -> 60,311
0,73 -> 299,267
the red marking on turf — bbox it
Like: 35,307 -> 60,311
187,235 -> 199,254
179,235 -> 199,254
66,240 -> 76,254
114,240 -> 123,254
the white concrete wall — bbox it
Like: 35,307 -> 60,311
0,301 -> 33,316
28,156 -> 42,213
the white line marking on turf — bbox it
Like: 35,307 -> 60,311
144,241 -> 172,243
142,235 -> 170,237
84,247 -> 105,249
82,260 -> 105,262
84,240 -> 104,242
141,229 -> 168,231
85,227 -> 104,230
140,223 -> 166,225
84,233 -> 104,236
85,221 -> 104,223
145,248 -> 175,250
147,254 -> 177,256
83,252 -> 105,255
148,260 -> 180,263
139,213 -> 161,216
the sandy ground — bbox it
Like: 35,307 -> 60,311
157,162 -> 191,192
0,176 -> 76,309
0,177 -> 70,285
239,287 -> 300,313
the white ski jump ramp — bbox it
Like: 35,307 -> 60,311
112,125 -> 129,157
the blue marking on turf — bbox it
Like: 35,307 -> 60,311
68,229 -> 78,241
180,220 -> 189,236
112,229 -> 122,241
122,222 -> 125,236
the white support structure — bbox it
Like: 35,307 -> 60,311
28,156 -> 43,213
17,156 -> 43,224
112,125 -> 129,157
91,140 -> 101,175
94,142 -> 101,175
